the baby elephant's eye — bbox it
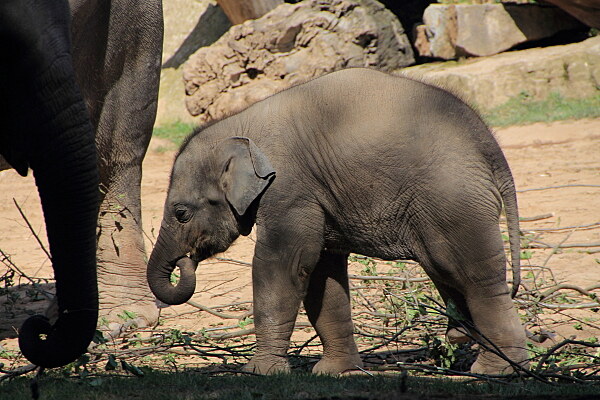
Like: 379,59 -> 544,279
174,205 -> 192,223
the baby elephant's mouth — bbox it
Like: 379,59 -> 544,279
189,248 -> 212,263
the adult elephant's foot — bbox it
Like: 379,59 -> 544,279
96,195 -> 159,339
243,354 -> 290,375
312,353 -> 363,375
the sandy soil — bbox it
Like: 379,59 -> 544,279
1,118 -> 599,366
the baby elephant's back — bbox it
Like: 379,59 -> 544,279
287,69 -> 499,185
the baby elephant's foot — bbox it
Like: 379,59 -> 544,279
243,354 -> 290,375
446,327 -> 472,345
312,354 -> 363,375
470,348 -> 529,375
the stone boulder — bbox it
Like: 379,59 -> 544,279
183,0 -> 415,123
415,3 -> 586,59
402,35 -> 600,110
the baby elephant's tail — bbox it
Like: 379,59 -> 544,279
495,163 -> 522,298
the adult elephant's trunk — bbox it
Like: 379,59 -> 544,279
13,11 -> 101,364
147,223 -> 198,305
17,103 -> 100,368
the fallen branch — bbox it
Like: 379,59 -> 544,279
539,284 -> 600,300
535,339 -> 600,374
349,274 -> 429,283
0,364 -> 37,382
526,222 -> 600,232
517,184 -> 600,193
528,240 -> 600,249
186,300 -> 251,320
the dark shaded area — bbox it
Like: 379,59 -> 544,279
378,0 -> 434,64
162,4 -> 231,69
511,29 -> 591,51
0,282 -> 54,340
379,0 -> 433,38
4,369 -> 600,400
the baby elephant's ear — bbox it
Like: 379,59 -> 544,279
220,137 -> 276,216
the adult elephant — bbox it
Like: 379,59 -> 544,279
2,0 -> 163,365
67,0 -> 163,334
0,0 -> 99,368
147,68 -> 528,375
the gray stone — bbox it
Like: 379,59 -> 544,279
183,0 -> 414,123
416,3 -> 586,59
402,36 -> 600,110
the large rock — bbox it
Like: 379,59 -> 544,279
416,3 -> 586,59
216,0 -> 283,25
183,0 -> 415,123
403,35 -> 600,110
157,0 -> 230,126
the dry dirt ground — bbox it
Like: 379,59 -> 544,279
1,118 -> 599,370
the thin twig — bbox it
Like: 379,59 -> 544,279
0,248 -> 53,300
186,300 -> 251,320
13,198 -> 52,261
517,184 -> 600,193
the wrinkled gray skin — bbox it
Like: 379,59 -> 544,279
68,0 -> 163,334
148,68 -> 528,375
0,0 -> 99,368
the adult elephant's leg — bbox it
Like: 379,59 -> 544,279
70,0 -> 163,334
244,209 -> 325,375
303,251 -> 362,374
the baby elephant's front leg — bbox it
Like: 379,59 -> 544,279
243,243 -> 316,374
304,252 -> 362,374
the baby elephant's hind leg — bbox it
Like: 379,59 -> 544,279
422,230 -> 528,374
304,251 -> 363,374
464,275 -> 528,374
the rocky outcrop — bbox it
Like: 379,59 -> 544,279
403,36 -> 600,110
216,0 -> 283,25
415,3 -> 586,59
183,0 -> 414,123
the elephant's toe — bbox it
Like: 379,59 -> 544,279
470,349 -> 529,375
312,355 -> 363,375
243,356 -> 290,375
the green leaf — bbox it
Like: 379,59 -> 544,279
445,299 -> 465,322
520,250 -> 533,260
238,317 -> 254,329
118,310 -> 138,321
75,354 -> 90,367
92,330 -> 108,344
87,378 -> 103,387
121,360 -> 145,377
105,355 -> 118,371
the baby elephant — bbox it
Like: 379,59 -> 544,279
147,68 -> 527,375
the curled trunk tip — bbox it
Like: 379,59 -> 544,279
19,309 -> 98,368
147,255 -> 198,305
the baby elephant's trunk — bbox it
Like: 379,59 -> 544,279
147,224 -> 198,305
